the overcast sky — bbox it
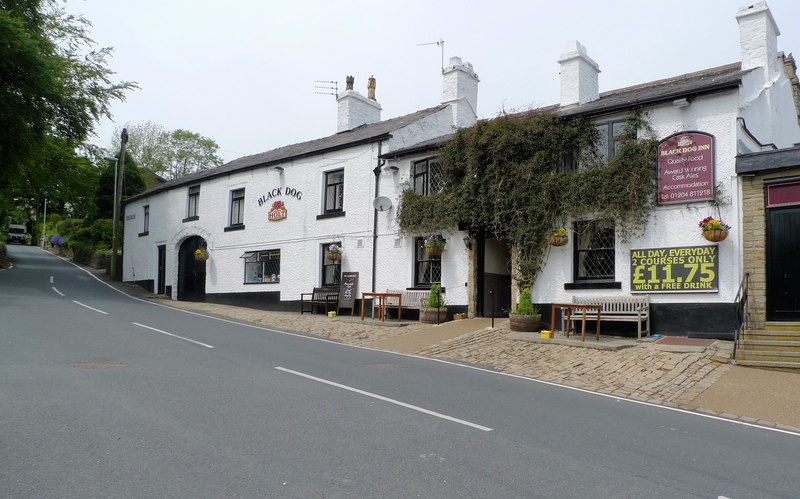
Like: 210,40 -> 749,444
67,0 -> 800,164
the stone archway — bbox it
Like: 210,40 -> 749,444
177,235 -> 207,302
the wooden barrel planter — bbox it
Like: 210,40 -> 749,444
420,307 -> 448,324
509,313 -> 542,332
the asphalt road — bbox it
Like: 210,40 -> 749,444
2,244 -> 799,498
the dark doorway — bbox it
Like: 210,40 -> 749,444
157,245 -> 166,295
178,236 -> 207,302
767,206 -> 800,320
477,237 -> 512,317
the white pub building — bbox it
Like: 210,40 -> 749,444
123,2 -> 800,339
122,57 -> 479,317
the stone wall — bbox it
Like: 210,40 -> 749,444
741,174 -> 766,329
741,167 -> 800,329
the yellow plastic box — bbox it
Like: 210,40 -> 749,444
541,330 -> 553,339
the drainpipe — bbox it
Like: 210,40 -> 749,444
372,140 -> 385,293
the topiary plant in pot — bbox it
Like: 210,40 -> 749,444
420,284 -> 448,324
509,288 -> 542,332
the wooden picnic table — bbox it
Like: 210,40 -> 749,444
360,292 -> 403,321
550,303 -> 602,341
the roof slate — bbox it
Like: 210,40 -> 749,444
125,105 -> 447,203
385,63 -> 744,156
126,62 -> 745,204
558,62 -> 743,117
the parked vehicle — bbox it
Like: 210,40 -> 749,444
6,224 -> 27,244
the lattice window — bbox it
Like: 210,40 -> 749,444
413,157 -> 443,196
321,242 -> 341,286
574,221 -> 615,280
414,237 -> 442,286
243,249 -> 280,283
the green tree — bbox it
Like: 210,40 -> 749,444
94,151 -> 146,220
166,129 -> 224,179
108,123 -> 224,181
0,0 -> 136,223
109,121 -> 170,178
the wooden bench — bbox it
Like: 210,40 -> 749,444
379,288 -> 432,318
300,287 -> 339,315
562,295 -> 650,339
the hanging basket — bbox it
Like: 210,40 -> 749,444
702,229 -> 728,242
548,236 -> 568,247
195,252 -> 209,261
326,252 -> 342,261
426,245 -> 445,256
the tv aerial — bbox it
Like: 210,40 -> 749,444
314,80 -> 338,99
417,38 -> 445,72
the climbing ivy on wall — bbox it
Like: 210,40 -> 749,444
397,109 -> 659,289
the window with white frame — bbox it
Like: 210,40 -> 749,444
243,249 -> 281,283
324,170 -> 344,214
229,188 -> 245,227
573,220 -> 615,280
413,157 -> 443,196
414,237 -> 442,287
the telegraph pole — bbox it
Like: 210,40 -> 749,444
111,128 -> 128,280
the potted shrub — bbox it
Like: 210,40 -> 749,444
425,234 -> 446,256
326,243 -> 342,261
420,284 -> 448,324
509,288 -> 542,332
699,216 -> 730,242
548,228 -> 569,246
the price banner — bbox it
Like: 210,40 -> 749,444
630,245 -> 718,293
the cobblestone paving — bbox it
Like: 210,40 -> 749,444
153,298 -> 432,345
416,326 -> 733,409
159,297 -> 731,410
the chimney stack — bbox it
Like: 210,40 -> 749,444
737,1 -> 780,80
337,75 -> 382,132
558,41 -> 600,108
442,56 -> 479,128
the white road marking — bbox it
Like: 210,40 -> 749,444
276,366 -> 493,432
72,300 -> 107,314
132,322 -> 215,349
51,287 -> 65,297
52,250 -> 800,438
50,275 -> 54,284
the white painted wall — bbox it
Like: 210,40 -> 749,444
532,90 -> 744,305
123,105 -> 473,306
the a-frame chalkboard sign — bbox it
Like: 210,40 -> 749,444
337,272 -> 358,316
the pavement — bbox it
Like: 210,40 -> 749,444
90,267 -> 800,432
